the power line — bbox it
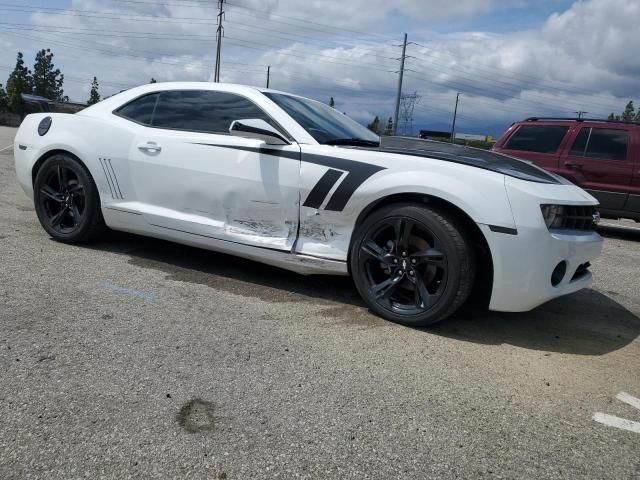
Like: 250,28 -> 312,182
5,4 -> 627,123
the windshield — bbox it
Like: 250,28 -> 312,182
264,92 -> 380,145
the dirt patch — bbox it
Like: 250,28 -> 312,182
177,398 -> 216,433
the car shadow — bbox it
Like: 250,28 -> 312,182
86,231 -> 364,307
429,290 -> 640,356
84,231 -> 640,356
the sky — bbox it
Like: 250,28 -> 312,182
0,0 -> 638,137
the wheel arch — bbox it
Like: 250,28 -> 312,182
31,148 -> 94,186
350,192 -> 494,308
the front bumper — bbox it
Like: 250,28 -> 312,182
480,224 -> 602,312
482,176 -> 603,312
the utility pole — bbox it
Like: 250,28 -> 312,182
393,33 -> 407,136
266,65 -> 270,88
450,92 -> 460,143
214,0 -> 225,82
575,111 -> 588,119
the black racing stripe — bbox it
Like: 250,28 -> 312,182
190,143 -> 386,211
488,225 -> 518,235
302,169 -> 343,209
190,142 -> 301,161
302,154 -> 385,211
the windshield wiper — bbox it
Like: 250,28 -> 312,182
324,138 -> 380,147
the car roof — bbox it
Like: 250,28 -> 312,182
515,117 -> 640,128
80,81 -> 270,116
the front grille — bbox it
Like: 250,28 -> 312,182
554,206 -> 598,231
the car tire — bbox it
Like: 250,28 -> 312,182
33,153 -> 106,243
350,203 -> 475,327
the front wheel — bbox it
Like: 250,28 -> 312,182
350,204 -> 475,327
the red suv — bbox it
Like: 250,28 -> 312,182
493,118 -> 640,221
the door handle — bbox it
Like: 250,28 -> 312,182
137,141 -> 162,153
564,161 -> 583,169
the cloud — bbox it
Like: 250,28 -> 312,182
0,0 -> 636,134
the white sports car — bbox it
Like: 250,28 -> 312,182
14,82 -> 603,326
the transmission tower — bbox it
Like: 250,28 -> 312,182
399,92 -> 421,136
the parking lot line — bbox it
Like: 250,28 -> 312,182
0,144 -> 13,152
616,391 -> 640,410
592,413 -> 640,434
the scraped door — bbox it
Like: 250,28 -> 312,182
125,89 -> 301,251
130,129 -> 300,250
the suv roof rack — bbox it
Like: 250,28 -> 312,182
524,117 -> 639,125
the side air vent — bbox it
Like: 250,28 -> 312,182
99,158 -> 123,199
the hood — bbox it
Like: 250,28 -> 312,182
368,136 -> 560,184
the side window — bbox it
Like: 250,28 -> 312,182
151,90 -> 274,134
586,128 -> 628,160
116,93 -> 159,125
569,128 -> 629,161
569,128 -> 590,156
505,125 -> 569,153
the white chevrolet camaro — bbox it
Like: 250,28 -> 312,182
14,82 -> 603,326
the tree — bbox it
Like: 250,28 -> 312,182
329,96 -> 335,108
621,101 -> 635,122
635,109 -> 640,123
5,52 -> 33,115
367,115 -> 380,134
87,76 -> 100,105
150,77 -> 157,83
383,117 -> 393,136
0,83 -> 7,112
607,112 -> 620,121
32,48 -> 64,101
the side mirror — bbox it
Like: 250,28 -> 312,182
229,119 -> 289,145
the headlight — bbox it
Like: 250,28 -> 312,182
540,204 -> 565,229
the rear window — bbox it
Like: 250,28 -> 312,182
116,93 -> 159,125
569,127 -> 628,161
505,125 -> 569,153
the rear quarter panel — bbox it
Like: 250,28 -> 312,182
14,111 -> 136,203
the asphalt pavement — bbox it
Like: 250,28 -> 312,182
1,126 -> 639,479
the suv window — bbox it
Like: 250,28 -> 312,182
569,127 -> 629,161
505,125 -> 569,153
116,93 -> 159,125
151,90 -> 272,134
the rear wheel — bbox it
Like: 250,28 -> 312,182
350,203 -> 475,326
33,154 -> 106,243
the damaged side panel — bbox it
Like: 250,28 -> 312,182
127,129 -> 301,251
294,159 -> 357,261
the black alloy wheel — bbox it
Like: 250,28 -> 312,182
33,154 -> 106,243
38,163 -> 86,234
350,204 -> 475,326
